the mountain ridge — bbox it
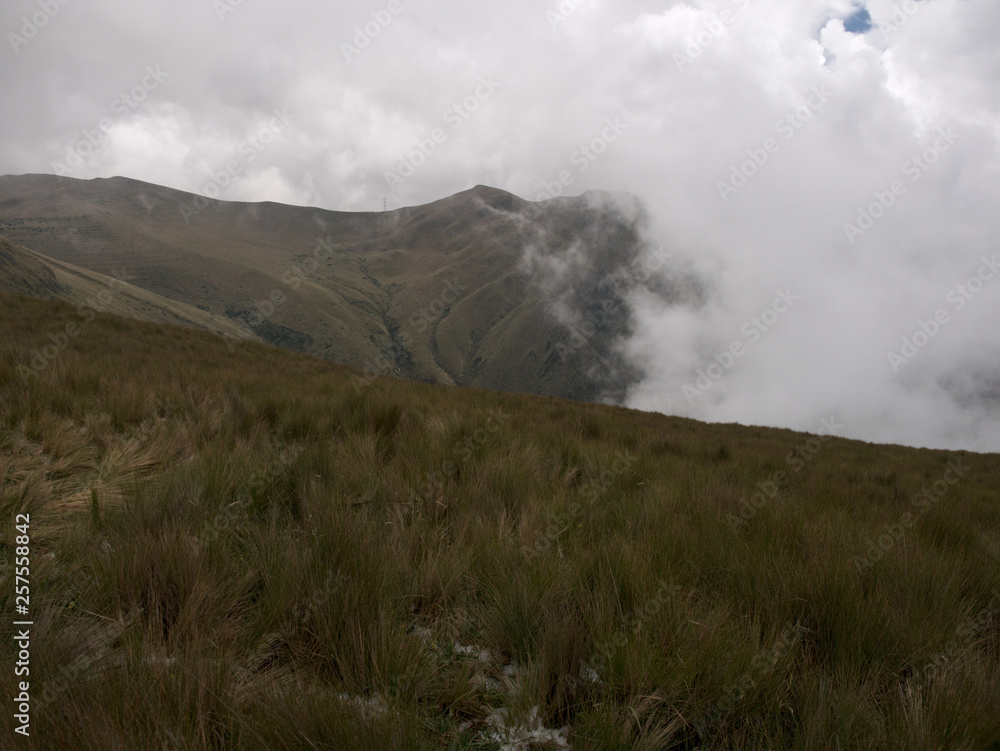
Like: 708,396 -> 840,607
0,173 -> 651,402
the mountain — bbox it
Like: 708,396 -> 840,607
1,290 -> 998,749
0,235 -> 249,337
0,173 -> 657,402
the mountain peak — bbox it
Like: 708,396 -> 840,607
454,184 -> 521,210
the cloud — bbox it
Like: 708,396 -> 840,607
1,0 -> 997,449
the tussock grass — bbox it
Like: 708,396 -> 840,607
0,290 -> 998,749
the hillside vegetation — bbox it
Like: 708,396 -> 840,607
1,290 -> 998,750
0,174 -> 656,402
0,236 -> 247,340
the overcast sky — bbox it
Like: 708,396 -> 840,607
2,0 -> 998,451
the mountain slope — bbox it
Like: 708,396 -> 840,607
0,174 -> 649,401
0,235 -> 251,339
0,235 -> 65,298
1,291 -> 998,749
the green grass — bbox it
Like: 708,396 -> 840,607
0,290 -> 998,749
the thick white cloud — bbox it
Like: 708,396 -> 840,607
1,0 -> 997,450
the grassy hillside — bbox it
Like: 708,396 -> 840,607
1,291 -> 998,750
0,236 -> 253,340
0,237 -> 66,299
0,174 -> 651,403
